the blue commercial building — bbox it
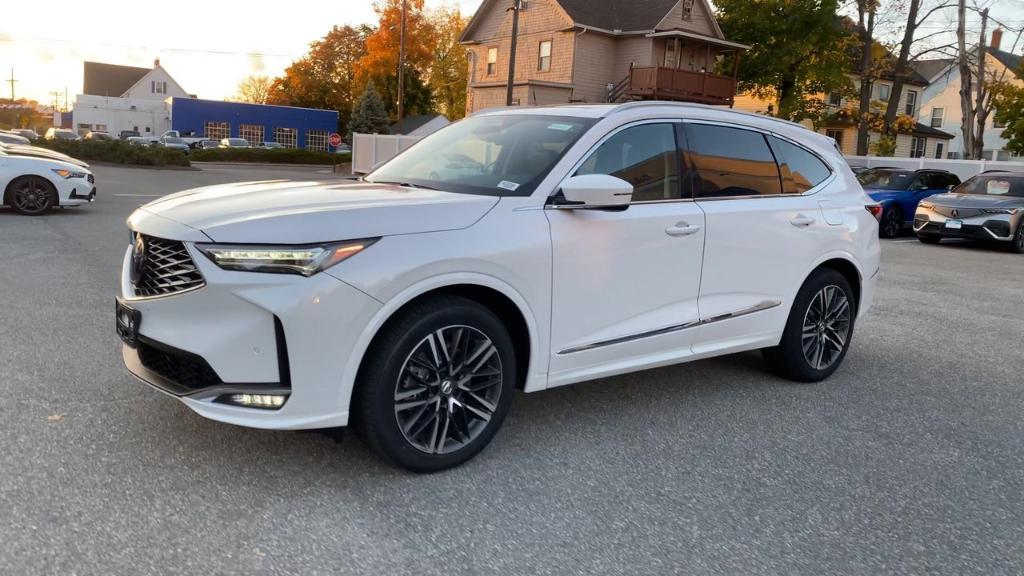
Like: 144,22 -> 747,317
169,98 -> 338,150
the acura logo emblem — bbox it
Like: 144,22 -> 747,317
951,209 -> 959,218
130,233 -> 146,285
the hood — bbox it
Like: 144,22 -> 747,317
0,144 -> 90,168
138,180 -> 499,243
927,192 -> 1024,209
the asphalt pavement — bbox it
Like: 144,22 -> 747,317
1,164 -> 1022,575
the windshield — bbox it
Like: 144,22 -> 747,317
857,169 -> 916,190
954,174 -> 1024,197
365,114 -> 596,196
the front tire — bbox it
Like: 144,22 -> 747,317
879,205 -> 903,238
6,176 -> 58,216
764,269 -> 856,382
1010,220 -> 1024,254
355,295 -> 516,472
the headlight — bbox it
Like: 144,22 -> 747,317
196,238 -> 378,276
982,208 -> 1019,215
918,201 -> 934,209
52,168 -> 88,179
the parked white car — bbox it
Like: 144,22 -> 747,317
117,102 -> 879,471
1,147 -> 96,215
219,138 -> 251,148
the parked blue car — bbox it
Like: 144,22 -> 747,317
857,168 -> 961,238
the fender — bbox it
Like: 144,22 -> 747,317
338,272 -> 548,420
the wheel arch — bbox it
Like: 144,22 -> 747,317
342,274 -> 543,420
811,256 -> 862,313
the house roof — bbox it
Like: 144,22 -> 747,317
556,0 -> 679,32
913,58 -> 955,82
990,48 -> 1022,77
912,122 -> 954,139
82,61 -> 150,97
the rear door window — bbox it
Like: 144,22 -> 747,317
684,124 -> 782,198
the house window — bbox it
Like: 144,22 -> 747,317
151,81 -> 167,94
681,0 -> 694,20
487,47 -> 498,76
934,142 -> 944,159
828,92 -> 842,107
538,40 -> 552,72
274,127 -> 297,148
905,90 -> 917,116
878,83 -> 890,102
910,136 -> 926,158
239,124 -> 264,146
306,129 -> 329,151
204,121 -> 230,140
930,107 -> 944,128
825,128 -> 844,149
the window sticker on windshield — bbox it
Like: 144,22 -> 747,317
497,180 -> 521,191
988,180 -> 1011,195
547,123 -> 574,131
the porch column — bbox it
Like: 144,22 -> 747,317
730,50 -> 741,108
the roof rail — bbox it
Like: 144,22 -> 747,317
606,100 -> 815,132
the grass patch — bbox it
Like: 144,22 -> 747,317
190,148 -> 351,165
36,139 -> 191,167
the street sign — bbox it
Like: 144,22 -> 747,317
329,132 -> 342,147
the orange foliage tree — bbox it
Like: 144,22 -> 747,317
356,0 -> 437,117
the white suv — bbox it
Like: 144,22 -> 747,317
117,103 -> 880,471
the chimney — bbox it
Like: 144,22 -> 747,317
154,57 -> 161,67
991,28 -> 1003,51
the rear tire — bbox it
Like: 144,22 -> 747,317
879,205 -> 903,239
355,295 -> 516,473
5,176 -> 57,216
763,268 -> 856,383
917,234 -> 941,244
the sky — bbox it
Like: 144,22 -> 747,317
1,0 -> 1021,106
0,0 -> 483,106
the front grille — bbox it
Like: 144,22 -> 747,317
934,206 -> 982,218
133,235 -> 205,297
137,340 -> 222,393
87,174 -> 95,184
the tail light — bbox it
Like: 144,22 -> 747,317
865,204 -> 883,221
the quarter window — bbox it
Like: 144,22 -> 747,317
684,124 -> 781,197
576,123 -> 680,202
768,136 -> 831,194
538,41 -> 552,72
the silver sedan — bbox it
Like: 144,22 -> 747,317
914,172 -> 1024,253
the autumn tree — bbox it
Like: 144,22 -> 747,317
717,0 -> 852,122
357,0 -> 437,117
233,75 -> 274,104
991,76 -> 1024,155
350,82 -> 391,136
429,7 -> 469,120
268,25 -> 371,133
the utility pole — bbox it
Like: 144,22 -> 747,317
956,0 -> 974,158
7,68 -> 17,101
506,0 -> 523,106
397,0 -> 407,123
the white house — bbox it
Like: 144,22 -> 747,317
71,59 -> 191,136
916,29 -> 1023,160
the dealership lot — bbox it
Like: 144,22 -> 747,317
1,164 -> 1022,575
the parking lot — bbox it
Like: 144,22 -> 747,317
1,163 -> 1022,575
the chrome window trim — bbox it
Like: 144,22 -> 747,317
557,300 -> 780,355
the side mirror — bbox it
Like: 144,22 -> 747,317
555,174 -> 633,209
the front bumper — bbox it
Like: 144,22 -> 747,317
55,176 -> 96,206
119,234 -> 382,430
913,207 -> 1017,241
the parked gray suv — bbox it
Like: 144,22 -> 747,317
914,172 -> 1024,253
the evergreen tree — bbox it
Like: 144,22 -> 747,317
349,83 -> 390,136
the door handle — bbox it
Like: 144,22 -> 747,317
790,214 -> 816,227
665,222 -> 702,237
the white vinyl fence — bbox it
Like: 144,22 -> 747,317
352,131 -> 1023,180
843,155 -> 1024,181
351,133 -> 420,174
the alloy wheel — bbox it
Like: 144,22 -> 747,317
11,179 -> 53,215
801,285 -> 852,371
882,207 -> 902,238
394,325 -> 503,455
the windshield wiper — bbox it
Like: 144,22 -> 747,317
373,180 -> 441,191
